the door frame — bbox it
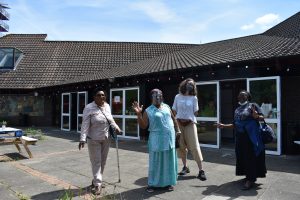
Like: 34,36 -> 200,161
196,81 -> 220,148
77,91 -> 88,133
247,76 -> 281,155
61,93 -> 71,131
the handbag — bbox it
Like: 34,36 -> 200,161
260,119 -> 276,144
99,107 -> 116,140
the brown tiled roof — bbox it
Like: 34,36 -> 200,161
0,34 -> 198,89
2,12 -> 300,89
56,34 -> 300,86
263,12 -> 300,39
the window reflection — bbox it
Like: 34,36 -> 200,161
196,121 -> 217,145
63,116 -> 69,129
78,94 -> 86,114
63,95 -> 70,114
78,116 -> 82,131
112,91 -> 123,115
264,123 -> 278,151
250,80 -> 277,119
114,118 -> 123,132
125,90 -> 137,115
125,119 -> 138,137
0,48 -> 23,69
197,85 -> 217,117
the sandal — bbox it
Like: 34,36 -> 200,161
146,186 -> 155,193
167,185 -> 174,191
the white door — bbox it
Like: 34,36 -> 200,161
110,87 -> 140,139
61,93 -> 71,131
247,76 -> 281,155
77,91 -> 88,133
196,81 -> 220,148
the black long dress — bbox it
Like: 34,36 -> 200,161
234,103 -> 267,182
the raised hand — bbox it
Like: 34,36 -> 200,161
132,101 -> 143,114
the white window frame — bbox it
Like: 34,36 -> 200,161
77,91 -> 88,133
247,76 -> 281,155
196,81 -> 220,148
61,93 -> 71,131
110,87 -> 140,139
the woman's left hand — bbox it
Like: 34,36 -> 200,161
115,127 -> 122,134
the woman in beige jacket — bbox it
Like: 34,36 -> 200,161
79,88 -> 121,195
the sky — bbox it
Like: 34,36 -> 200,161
3,0 -> 300,44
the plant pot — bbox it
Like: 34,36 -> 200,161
2,125 -> 6,129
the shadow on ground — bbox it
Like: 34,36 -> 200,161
30,186 -> 91,200
199,178 -> 262,198
0,153 -> 28,162
102,185 -> 175,200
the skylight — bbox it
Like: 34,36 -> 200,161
0,47 -> 23,70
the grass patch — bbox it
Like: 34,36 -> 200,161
23,128 -> 46,140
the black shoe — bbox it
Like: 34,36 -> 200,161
197,170 -> 207,181
178,166 -> 190,175
241,181 -> 253,190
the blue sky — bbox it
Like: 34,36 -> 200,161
4,0 -> 300,44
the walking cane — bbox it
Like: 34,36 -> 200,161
115,132 -> 121,183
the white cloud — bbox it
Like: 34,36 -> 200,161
255,13 -> 279,25
240,13 -> 280,31
241,24 -> 255,30
130,0 -> 176,24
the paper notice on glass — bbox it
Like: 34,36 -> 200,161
114,96 -> 120,103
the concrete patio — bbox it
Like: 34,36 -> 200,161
0,128 -> 300,200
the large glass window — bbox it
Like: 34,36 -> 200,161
110,87 -> 139,139
0,48 -> 23,69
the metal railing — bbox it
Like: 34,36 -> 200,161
0,20 -> 8,31
0,7 -> 9,20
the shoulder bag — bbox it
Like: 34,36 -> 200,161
99,107 -> 116,140
249,103 -> 276,144
260,119 -> 276,144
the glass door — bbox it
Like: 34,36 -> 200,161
77,91 -> 88,133
110,87 -> 139,139
196,81 -> 220,148
61,93 -> 71,131
247,76 -> 281,155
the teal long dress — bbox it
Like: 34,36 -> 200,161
146,103 -> 178,187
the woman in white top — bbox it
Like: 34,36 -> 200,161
172,78 -> 206,181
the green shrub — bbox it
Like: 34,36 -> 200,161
23,128 -> 45,140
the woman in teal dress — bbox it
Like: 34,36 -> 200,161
132,89 -> 180,193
